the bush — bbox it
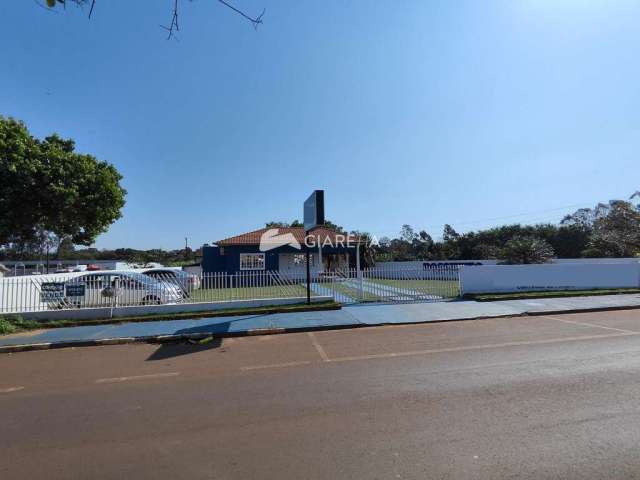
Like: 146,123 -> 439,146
0,315 -> 39,335
499,235 -> 555,264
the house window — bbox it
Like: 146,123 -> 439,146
240,253 -> 265,270
293,254 -> 314,266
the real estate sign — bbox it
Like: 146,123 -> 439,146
303,190 -> 324,232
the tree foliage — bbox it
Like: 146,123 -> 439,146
584,201 -> 640,257
372,193 -> 639,263
264,219 -> 344,232
498,236 -> 555,264
0,116 -> 126,252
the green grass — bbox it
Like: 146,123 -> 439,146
0,300 -> 341,335
0,315 -> 41,335
189,284 -> 310,302
327,282 -> 379,302
366,278 -> 460,298
464,288 -> 640,302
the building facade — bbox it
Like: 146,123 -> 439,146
202,227 -> 359,275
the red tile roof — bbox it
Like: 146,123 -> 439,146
215,227 -> 362,246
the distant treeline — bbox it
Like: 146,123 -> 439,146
2,194 -> 638,266
0,246 -> 200,266
373,194 -> 640,264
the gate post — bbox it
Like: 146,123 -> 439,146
356,242 -> 363,301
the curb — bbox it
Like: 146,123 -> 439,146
0,324 -> 370,354
524,304 -> 640,316
3,303 -> 640,354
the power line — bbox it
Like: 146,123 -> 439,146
372,201 -> 597,239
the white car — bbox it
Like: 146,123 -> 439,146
55,271 -> 183,308
142,268 -> 201,297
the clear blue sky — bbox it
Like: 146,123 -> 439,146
2,1 -> 639,249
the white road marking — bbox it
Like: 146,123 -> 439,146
327,331 -> 637,363
543,314 -> 638,334
307,332 -> 330,362
240,361 -> 311,371
0,386 -> 24,394
95,372 -> 180,384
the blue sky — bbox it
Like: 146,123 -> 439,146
2,0 -> 639,249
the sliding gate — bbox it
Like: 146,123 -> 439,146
313,266 -> 461,304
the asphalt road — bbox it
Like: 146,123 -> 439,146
4,309 -> 640,479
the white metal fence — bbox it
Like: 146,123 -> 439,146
0,266 -> 461,314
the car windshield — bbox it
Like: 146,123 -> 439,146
146,270 -> 188,280
121,272 -> 165,287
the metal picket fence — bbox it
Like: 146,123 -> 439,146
320,266 -> 460,303
0,266 -> 461,314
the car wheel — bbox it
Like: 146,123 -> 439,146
142,295 -> 161,305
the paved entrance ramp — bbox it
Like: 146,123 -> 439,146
345,301 -> 521,325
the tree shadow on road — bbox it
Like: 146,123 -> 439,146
145,320 -> 233,361
145,314 -> 273,361
146,337 -> 225,361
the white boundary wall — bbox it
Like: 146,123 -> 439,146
376,258 -> 640,270
460,263 -> 640,294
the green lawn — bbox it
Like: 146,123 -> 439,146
0,300 -> 341,334
325,282 -> 379,302
366,278 -> 460,298
189,284 -> 310,302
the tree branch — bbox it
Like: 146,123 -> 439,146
42,0 -> 265,36
216,0 -> 265,30
160,0 -> 180,40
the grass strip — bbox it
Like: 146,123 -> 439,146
464,288 -> 640,302
0,300 -> 341,335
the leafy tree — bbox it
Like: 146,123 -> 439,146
349,231 -> 376,268
265,219 -> 334,230
56,237 -> 75,258
441,224 -> 461,259
413,230 -> 434,259
399,224 -> 418,243
0,116 -> 126,249
584,201 -> 640,257
498,236 -> 555,264
442,224 -> 460,242
563,195 -> 640,257
546,225 -> 591,258
265,221 -> 292,228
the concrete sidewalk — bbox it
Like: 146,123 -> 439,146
2,294 -> 640,351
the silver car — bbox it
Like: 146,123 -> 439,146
142,268 -> 201,298
60,271 -> 183,308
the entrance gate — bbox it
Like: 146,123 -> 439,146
311,266 -> 461,304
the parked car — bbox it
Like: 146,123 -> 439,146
142,268 -> 201,298
53,271 -> 183,308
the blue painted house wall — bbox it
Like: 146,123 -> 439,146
202,244 -> 356,274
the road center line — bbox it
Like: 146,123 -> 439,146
241,361 -> 311,371
307,332 -> 330,362
95,372 -> 180,384
326,331 -> 638,363
0,386 -> 24,394
543,315 -> 638,334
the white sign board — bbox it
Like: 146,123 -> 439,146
460,263 -> 640,294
